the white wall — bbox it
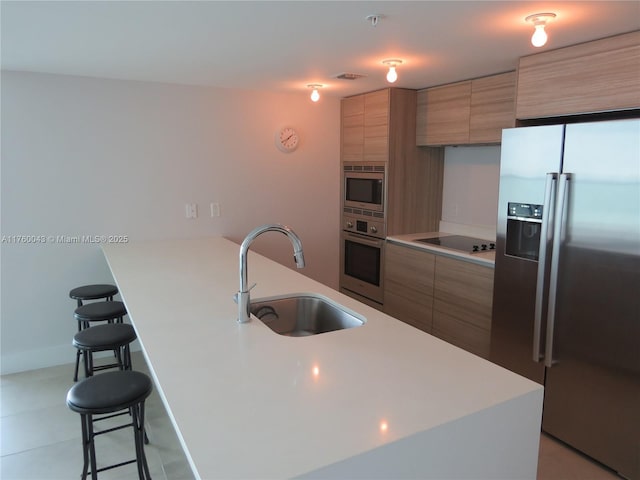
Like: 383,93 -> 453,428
1,71 -> 341,374
440,145 -> 500,237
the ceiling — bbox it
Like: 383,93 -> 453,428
2,1 -> 639,98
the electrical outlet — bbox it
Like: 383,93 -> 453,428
210,203 -> 221,217
185,203 -> 198,219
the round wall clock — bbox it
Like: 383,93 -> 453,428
275,126 -> 299,153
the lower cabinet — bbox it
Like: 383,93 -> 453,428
432,256 -> 494,359
383,242 -> 494,359
383,243 -> 435,333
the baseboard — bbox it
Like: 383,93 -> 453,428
1,340 -> 142,375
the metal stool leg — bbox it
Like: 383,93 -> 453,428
78,413 -> 99,480
132,402 -> 152,479
87,414 -> 98,480
78,414 -> 90,480
74,350 -> 82,382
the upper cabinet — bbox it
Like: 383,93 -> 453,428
340,89 -> 390,162
363,89 -> 390,162
340,95 -> 364,162
469,72 -> 517,143
416,71 -> 516,146
516,31 -> 640,119
417,81 -> 471,146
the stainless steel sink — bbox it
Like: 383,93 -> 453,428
250,294 -> 365,337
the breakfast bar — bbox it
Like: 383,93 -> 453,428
102,236 -> 543,479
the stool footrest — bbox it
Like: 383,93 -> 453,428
94,421 -> 134,437
92,362 -> 120,373
92,410 -> 129,424
92,458 -> 137,475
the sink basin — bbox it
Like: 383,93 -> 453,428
250,293 -> 365,337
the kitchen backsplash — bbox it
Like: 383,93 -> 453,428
441,145 -> 500,236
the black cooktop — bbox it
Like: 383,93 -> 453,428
416,235 -> 495,253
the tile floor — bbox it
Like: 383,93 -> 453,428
1,352 -> 622,480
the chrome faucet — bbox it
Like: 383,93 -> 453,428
235,224 -> 305,323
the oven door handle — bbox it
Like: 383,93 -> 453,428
343,232 -> 384,247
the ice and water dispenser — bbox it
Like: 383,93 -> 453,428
505,202 -> 543,261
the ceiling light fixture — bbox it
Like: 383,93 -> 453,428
525,12 -> 556,47
382,59 -> 403,83
307,84 -> 323,102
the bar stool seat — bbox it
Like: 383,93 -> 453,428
75,301 -> 128,326
70,284 -> 118,307
66,370 -> 153,480
73,323 -> 137,377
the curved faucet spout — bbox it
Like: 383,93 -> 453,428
237,224 -> 305,323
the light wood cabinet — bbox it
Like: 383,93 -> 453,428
340,95 -> 364,162
383,242 -> 494,359
416,72 -> 515,146
516,31 -> 640,119
363,89 -> 389,162
383,243 -> 435,333
469,71 -> 516,143
417,81 -> 471,146
340,88 -> 444,235
340,89 -> 390,162
432,256 -> 494,359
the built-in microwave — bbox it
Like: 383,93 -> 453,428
343,165 -> 385,213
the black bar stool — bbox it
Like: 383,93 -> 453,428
74,301 -> 128,330
69,284 -> 120,381
73,323 -> 137,378
66,370 -> 153,480
70,284 -> 119,308
72,301 -> 128,381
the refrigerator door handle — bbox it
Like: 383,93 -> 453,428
533,172 -> 557,362
544,173 -> 571,368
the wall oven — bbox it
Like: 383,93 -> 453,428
340,216 -> 385,305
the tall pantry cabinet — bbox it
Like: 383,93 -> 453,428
340,88 -> 444,236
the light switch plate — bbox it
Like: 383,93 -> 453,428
185,203 -> 198,219
210,203 -> 220,217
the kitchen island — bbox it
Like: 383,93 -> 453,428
102,236 -> 542,479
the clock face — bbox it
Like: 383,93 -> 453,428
276,127 -> 299,152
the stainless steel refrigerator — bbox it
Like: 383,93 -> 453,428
490,119 -> 640,479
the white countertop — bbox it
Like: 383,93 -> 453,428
102,236 -> 540,479
388,232 -> 496,267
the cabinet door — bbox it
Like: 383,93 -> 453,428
364,89 -> 389,162
432,256 -> 494,358
415,90 -> 429,145
469,72 -> 515,144
418,81 -> 471,146
383,243 -> 435,333
341,95 -> 364,162
516,31 -> 640,119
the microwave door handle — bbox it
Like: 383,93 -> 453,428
533,173 -> 557,362
544,173 -> 571,368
